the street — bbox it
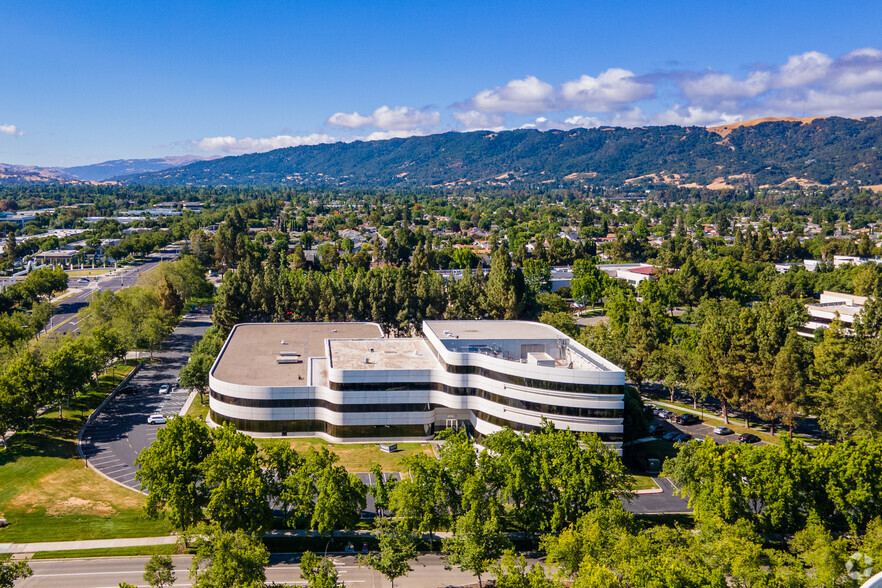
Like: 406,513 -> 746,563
80,313 -> 211,491
50,260 -> 160,335
16,553 -> 486,587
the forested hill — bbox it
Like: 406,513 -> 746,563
121,117 -> 882,189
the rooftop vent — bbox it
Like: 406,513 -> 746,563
281,340 -> 287,345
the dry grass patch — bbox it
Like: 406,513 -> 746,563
7,462 -> 143,516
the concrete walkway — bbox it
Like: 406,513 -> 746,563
0,535 -> 178,554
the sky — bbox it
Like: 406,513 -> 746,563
3,0 -> 882,167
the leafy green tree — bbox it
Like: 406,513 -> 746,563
791,515 -> 853,588
3,349 -> 52,433
538,311 -> 578,337
136,416 -> 214,530
491,551 -> 557,588
358,518 -> 418,588
202,425 -> 272,534
0,558 -> 32,588
369,463 -> 395,517
190,526 -> 269,588
299,551 -> 342,588
389,453 -> 448,546
179,354 -> 214,405
769,331 -> 812,437
144,554 -> 176,588
5,230 -> 16,266
570,259 -> 605,306
819,367 -> 882,440
443,507 -> 510,588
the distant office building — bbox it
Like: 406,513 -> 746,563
801,291 -> 868,337
208,320 -> 626,450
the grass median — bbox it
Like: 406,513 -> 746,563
0,363 -> 173,544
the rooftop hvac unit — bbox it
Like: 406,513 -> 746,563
278,351 -> 300,357
276,356 -> 302,364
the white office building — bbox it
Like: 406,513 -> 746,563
208,320 -> 626,450
801,291 -> 868,337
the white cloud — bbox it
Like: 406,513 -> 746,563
189,133 -> 336,154
653,105 -> 743,126
560,68 -> 654,111
452,110 -> 505,131
681,71 -> 771,99
564,115 -> 604,128
358,128 -> 432,141
776,51 -> 832,87
464,76 -> 557,115
326,105 -> 439,131
0,124 -> 23,136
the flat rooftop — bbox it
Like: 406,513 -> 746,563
424,320 -> 568,341
213,323 -> 383,386
328,338 -> 439,370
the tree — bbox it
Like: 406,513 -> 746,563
389,453 -> 448,547
443,507 -> 511,588
696,299 -> 753,424
769,331 -> 811,438
3,349 -> 52,433
369,463 -> 395,517
0,559 -> 32,588
190,526 -> 269,588
135,416 -> 214,530
202,425 -> 272,534
299,551 -> 342,588
570,258 -> 605,306
491,551 -> 556,588
144,554 -> 176,588
485,245 -> 519,319
358,518 -> 418,588
5,230 -> 16,266
157,275 -> 184,316
179,354 -> 214,405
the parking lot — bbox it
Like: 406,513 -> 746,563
645,405 -> 768,447
80,313 -> 211,491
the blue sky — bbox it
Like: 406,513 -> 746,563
3,0 -> 882,166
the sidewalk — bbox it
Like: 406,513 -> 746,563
0,535 -> 178,555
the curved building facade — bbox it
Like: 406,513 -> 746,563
208,320 -> 626,450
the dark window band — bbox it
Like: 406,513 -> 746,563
436,356 -> 622,394
211,387 -> 623,419
210,410 -> 432,437
210,409 -> 623,443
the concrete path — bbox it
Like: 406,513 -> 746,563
0,536 -> 178,555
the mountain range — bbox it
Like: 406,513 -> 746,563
3,117 -> 881,190
0,155 -> 213,185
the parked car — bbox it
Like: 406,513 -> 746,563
662,431 -> 680,442
657,410 -> 673,420
713,426 -> 734,435
675,413 -> 699,426
119,385 -> 138,394
673,432 -> 692,443
158,384 -> 171,395
147,414 -> 167,424
739,433 -> 761,444
77,277 -> 90,284
650,426 -> 666,438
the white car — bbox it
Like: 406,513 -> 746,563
158,384 -> 171,395
713,426 -> 734,436
147,414 -> 167,424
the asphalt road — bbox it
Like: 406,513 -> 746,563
17,553 -> 485,587
80,313 -> 211,491
50,260 -> 160,335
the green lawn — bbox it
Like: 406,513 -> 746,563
257,438 -> 434,473
0,365 -> 173,544
186,394 -> 210,421
32,544 -> 183,559
629,472 -> 661,491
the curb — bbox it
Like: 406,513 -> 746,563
179,389 -> 197,416
77,363 -> 147,494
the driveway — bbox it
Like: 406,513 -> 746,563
79,313 -> 211,491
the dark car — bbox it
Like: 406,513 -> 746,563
739,433 -> 761,444
648,424 -> 666,438
673,432 -> 692,443
676,413 -> 699,426
662,431 -> 680,442
119,385 -> 138,394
